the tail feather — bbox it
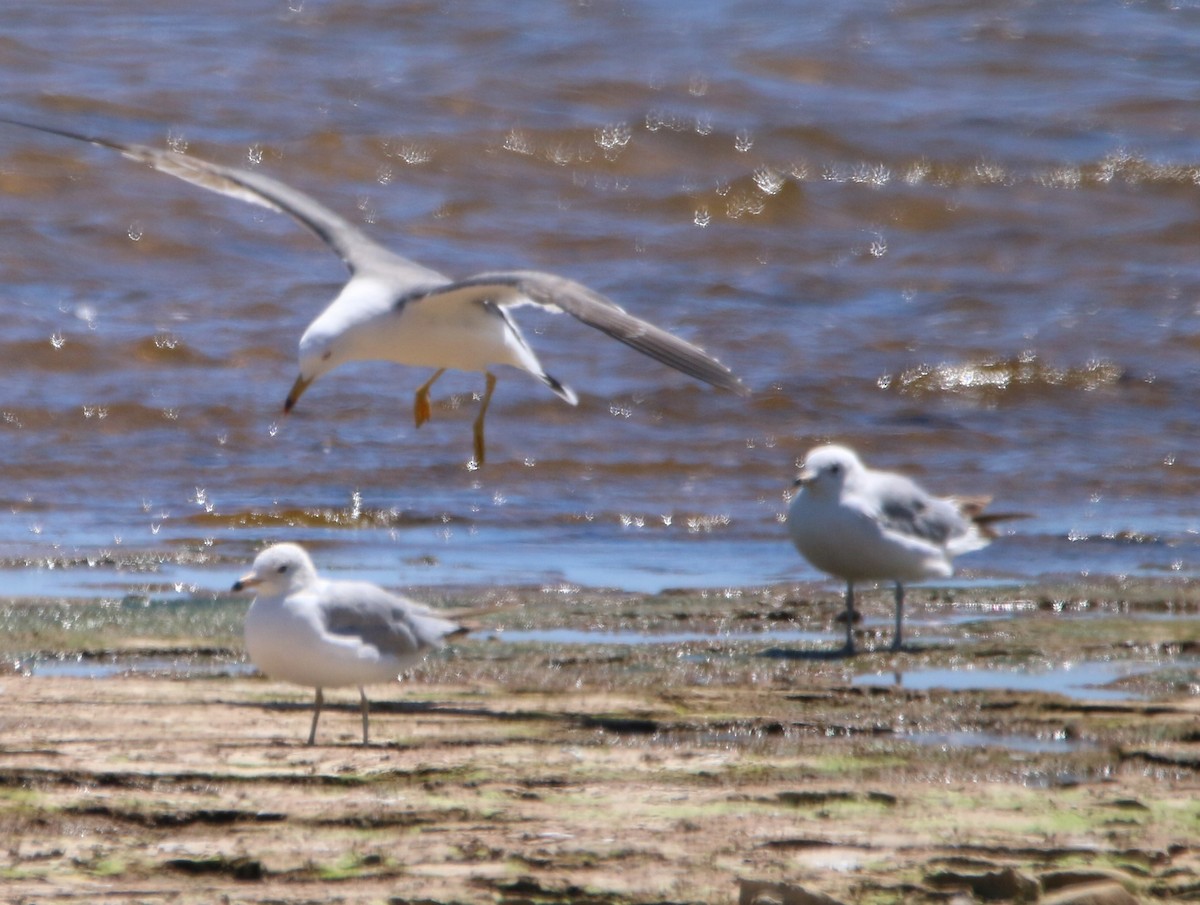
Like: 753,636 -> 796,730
971,510 -> 1034,539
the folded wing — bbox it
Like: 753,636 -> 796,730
321,583 -> 462,659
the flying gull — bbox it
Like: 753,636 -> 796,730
0,116 -> 748,463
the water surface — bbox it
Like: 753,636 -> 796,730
2,2 -> 1200,596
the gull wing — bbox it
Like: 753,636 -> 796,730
423,269 -> 749,395
0,117 -> 442,281
878,491 -> 965,547
320,581 -> 461,658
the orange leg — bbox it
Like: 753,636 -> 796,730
472,371 -> 498,465
413,368 -> 446,428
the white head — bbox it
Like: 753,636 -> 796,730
284,321 -> 347,413
794,444 -> 865,496
232,543 -> 319,595
285,279 -> 393,413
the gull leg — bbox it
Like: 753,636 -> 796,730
413,368 -> 446,428
307,688 -> 324,746
472,371 -> 498,466
359,687 -> 370,746
843,581 -> 856,655
892,582 -> 905,651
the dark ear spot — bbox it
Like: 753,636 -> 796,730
322,350 -> 332,360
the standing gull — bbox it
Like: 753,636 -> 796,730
0,117 -> 748,463
232,543 -> 462,745
787,444 -> 1020,654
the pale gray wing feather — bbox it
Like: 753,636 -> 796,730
0,117 -> 443,282
320,581 -> 460,659
874,475 -> 971,547
426,269 -> 749,395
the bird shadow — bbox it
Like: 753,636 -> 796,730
229,697 -> 648,733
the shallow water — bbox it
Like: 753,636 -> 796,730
3,3 -> 1200,597
22,652 -> 252,680
901,730 -> 1097,755
853,659 -> 1187,701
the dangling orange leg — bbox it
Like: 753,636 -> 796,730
413,368 -> 446,428
472,371 -> 498,465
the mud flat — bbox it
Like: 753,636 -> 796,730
0,578 -> 1197,904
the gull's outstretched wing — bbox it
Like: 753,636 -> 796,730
417,269 -> 750,395
0,117 -> 442,281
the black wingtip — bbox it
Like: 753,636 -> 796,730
727,375 -> 752,397
0,115 -> 129,157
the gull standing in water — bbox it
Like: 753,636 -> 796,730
787,444 -> 1021,654
0,117 -> 748,463
232,543 -> 463,745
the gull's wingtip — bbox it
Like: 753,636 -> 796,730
0,115 -> 131,157
541,372 -> 578,406
686,358 -> 751,397
727,374 -> 752,397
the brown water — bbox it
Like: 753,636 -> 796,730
1,2 -> 1200,597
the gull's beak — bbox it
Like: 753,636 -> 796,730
283,373 -> 313,414
793,467 -> 814,488
231,572 -> 260,592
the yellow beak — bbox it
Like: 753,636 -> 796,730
231,572 -> 260,592
283,374 -> 313,414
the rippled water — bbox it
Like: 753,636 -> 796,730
2,2 -> 1200,597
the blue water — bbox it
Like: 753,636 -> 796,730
2,2 -> 1200,596
854,660 -> 1184,702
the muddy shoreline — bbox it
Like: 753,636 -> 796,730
0,579 -> 1197,903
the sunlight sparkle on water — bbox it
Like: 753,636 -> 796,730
596,123 -> 631,154
393,143 -> 431,165
753,166 -> 786,195
503,130 -> 534,156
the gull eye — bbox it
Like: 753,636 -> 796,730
277,564 -> 289,574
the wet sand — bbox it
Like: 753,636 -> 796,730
1,579 -> 1198,904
